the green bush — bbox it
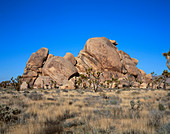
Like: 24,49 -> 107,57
158,103 -> 166,111
167,92 -> 170,96
0,104 -> 21,123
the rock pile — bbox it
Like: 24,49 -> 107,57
21,37 -> 151,89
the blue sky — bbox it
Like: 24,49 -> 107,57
0,0 -> 170,82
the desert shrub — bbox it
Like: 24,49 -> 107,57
167,92 -> 170,96
129,100 -> 142,118
115,90 -> 121,94
147,110 -> 164,127
168,103 -> 170,110
131,91 -> 140,95
121,129 -> 148,134
111,100 -> 118,105
112,106 -> 123,118
42,118 -> 63,134
158,103 -> 166,111
27,92 -> 43,100
166,122 -> 170,134
99,92 -> 108,99
0,104 -> 21,123
0,124 -> 8,134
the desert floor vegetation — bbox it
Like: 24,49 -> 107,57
0,88 -> 170,134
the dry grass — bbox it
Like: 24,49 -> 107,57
0,88 -> 169,134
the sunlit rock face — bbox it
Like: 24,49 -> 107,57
21,48 -> 49,88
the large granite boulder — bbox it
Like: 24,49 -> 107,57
139,69 -> 146,76
110,40 -> 118,45
59,78 -> 75,89
42,56 -> 78,85
47,54 -> 54,61
64,52 -> 77,66
131,58 -> 138,66
132,82 -> 140,88
76,50 -> 103,73
20,82 -> 28,90
146,74 -> 152,80
140,83 -> 148,89
22,48 -> 49,87
83,37 -> 122,72
145,74 -> 152,83
33,76 -> 53,89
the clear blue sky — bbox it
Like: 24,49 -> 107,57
0,0 -> 170,82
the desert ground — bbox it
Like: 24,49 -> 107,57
0,88 -> 170,134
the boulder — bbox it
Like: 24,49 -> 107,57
110,40 -> 118,45
146,74 -> 152,80
140,83 -> 148,89
64,52 -> 77,66
47,54 -> 54,61
101,71 -> 113,81
131,58 -> 138,66
145,74 -> 152,83
42,56 -> 78,86
22,48 -> 49,87
23,48 -> 49,71
118,84 -> 123,89
119,80 -> 129,88
136,69 -> 147,83
33,76 -> 53,89
139,69 -> 146,76
75,57 -> 90,73
20,82 -> 28,90
132,82 -> 140,88
59,79 -> 75,89
76,50 -> 103,72
119,50 -> 139,76
83,37 -> 122,72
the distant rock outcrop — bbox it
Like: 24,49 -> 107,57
21,37 -> 151,89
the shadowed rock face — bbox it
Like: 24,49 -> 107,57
42,56 -> 78,85
119,50 -> 139,76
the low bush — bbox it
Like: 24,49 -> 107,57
158,103 -> 166,111
0,104 -> 21,123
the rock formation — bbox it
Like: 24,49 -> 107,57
21,48 -> 49,88
83,37 -> 122,72
21,37 -> 151,89
20,82 -> 28,90
42,56 -> 78,85
64,52 -> 77,66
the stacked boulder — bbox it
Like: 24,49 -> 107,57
21,37 -> 151,89
22,48 -> 49,88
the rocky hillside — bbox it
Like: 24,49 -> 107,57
21,37 -> 152,89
